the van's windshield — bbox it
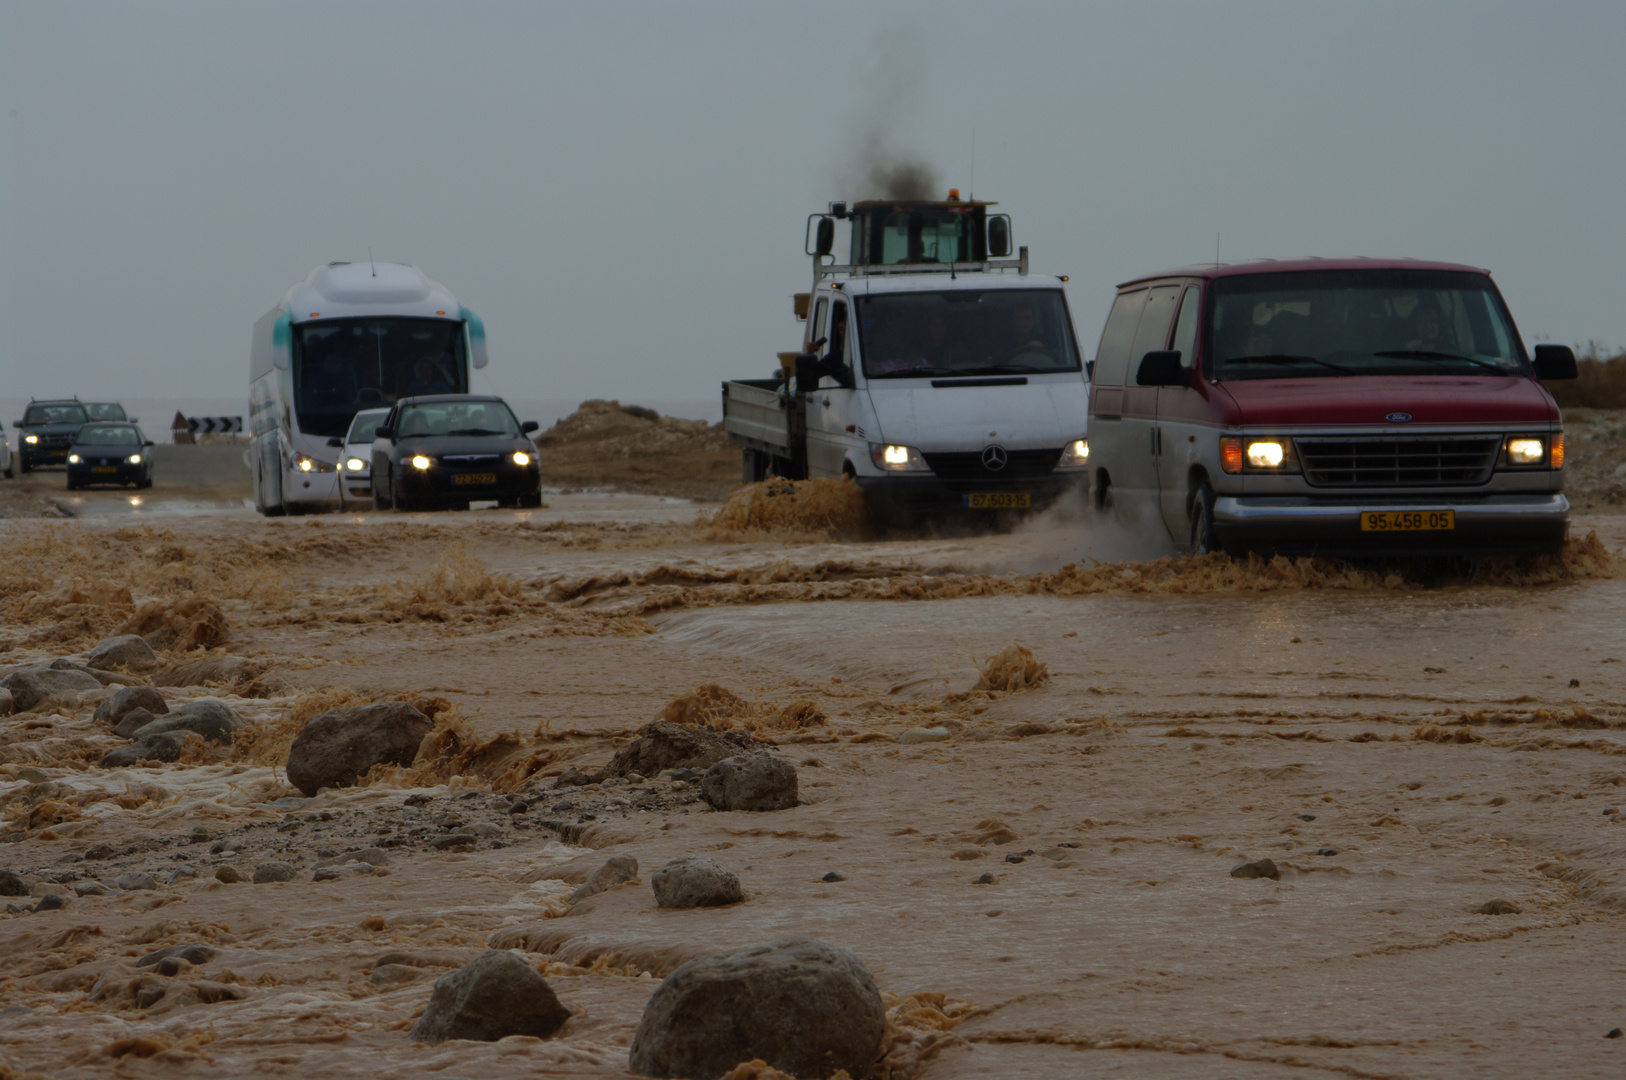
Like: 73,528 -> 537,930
293,317 -> 468,437
1209,270 -> 1526,381
856,289 -> 1081,379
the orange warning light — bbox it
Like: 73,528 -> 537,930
947,188 -> 960,200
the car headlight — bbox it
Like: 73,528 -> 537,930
869,443 -> 931,473
1057,438 -> 1089,470
127,454 -> 142,464
1221,436 -> 1298,474
24,434 -> 38,444
512,450 -> 531,467
345,457 -> 367,471
67,453 -> 81,464
410,454 -> 432,470
290,452 -> 334,473
1246,440 -> 1285,468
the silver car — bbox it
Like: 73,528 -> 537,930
332,408 -> 391,510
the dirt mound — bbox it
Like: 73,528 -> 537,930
532,400 -> 738,501
708,477 -> 870,537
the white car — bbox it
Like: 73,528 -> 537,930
0,431 -> 11,478
333,408 -> 390,510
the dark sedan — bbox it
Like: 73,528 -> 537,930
66,423 -> 153,489
370,395 -> 541,511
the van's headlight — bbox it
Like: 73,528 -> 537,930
869,443 -> 931,473
1246,440 -> 1286,469
512,451 -> 531,466
1057,438 -> 1089,470
291,452 -> 334,473
67,453 -> 81,464
345,457 -> 367,471
127,454 -> 142,464
24,434 -> 38,444
1222,436 -> 1299,473
410,454 -> 432,470
1502,434 -> 1559,469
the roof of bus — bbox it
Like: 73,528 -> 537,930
1117,257 -> 1492,289
287,262 -> 462,324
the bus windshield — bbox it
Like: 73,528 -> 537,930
856,289 -> 1082,379
293,317 -> 468,437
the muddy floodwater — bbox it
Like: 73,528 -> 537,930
3,469 -> 1626,1078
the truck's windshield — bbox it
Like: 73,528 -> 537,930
1209,270 -> 1525,381
293,317 -> 468,438
24,404 -> 87,426
857,289 -> 1081,379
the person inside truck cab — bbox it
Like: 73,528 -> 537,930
1009,301 -> 1050,358
822,303 -> 853,381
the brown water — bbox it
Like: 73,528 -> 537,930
2,503 -> 1625,1078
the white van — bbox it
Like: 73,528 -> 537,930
249,262 -> 489,515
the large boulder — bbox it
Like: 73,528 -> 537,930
410,950 -> 570,1043
628,937 -> 885,1079
701,754 -> 798,812
87,635 -> 159,671
601,721 -> 761,780
93,685 -> 169,728
0,666 -> 103,712
285,702 -> 432,797
135,698 -> 240,743
651,856 -> 742,909
0,689 -> 12,717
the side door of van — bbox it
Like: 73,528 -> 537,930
805,296 -> 860,477
1156,282 -> 1206,540
1088,288 -> 1145,509
1117,284 -> 1181,517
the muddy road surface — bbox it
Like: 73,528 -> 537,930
2,465 -> 1625,1078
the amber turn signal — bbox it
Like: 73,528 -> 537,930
1220,437 -> 1244,474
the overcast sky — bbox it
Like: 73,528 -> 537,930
3,1 -> 1623,412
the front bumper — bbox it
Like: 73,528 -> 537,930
67,462 -> 145,485
397,464 -> 541,503
856,473 -> 1086,515
23,441 -> 73,465
1213,493 -> 1570,556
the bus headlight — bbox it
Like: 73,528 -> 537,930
869,443 -> 931,473
1057,439 -> 1089,470
67,453 -> 81,464
410,455 -> 432,470
512,451 -> 531,466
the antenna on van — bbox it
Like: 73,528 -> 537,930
1214,233 -> 1220,273
369,247 -> 376,278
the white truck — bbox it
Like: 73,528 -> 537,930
723,196 -> 1090,526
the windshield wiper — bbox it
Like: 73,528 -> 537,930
953,364 -> 1052,375
1226,353 -> 1354,375
1373,349 -> 1506,372
446,428 -> 510,437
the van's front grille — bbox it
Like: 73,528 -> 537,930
921,448 -> 1061,492
1296,435 -> 1500,487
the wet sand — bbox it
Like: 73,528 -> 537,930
2,486 -> 1625,1078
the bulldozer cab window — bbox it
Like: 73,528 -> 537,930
880,210 -> 973,265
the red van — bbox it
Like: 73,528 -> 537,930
1084,259 -> 1577,555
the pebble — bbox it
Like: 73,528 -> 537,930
138,943 -> 217,967
371,963 -> 424,986
74,881 -> 108,897
1297,814 -> 1317,821
165,867 -> 199,885
1003,854 -> 1025,864
821,872 -> 845,882
313,864 -> 375,882
569,855 -> 639,904
1570,678 -> 1581,688
898,726 -> 952,744
1478,898 -> 1521,915
33,893 -> 64,912
508,802 -> 528,814
1607,1028 -> 1623,1039
252,862 -> 297,884
113,872 -> 158,891
1605,808 -> 1619,817
973,873 -> 994,885
83,844 -> 116,861
430,833 -> 476,851
1316,848 -> 1339,857
404,793 -> 433,806
471,822 -> 501,838
214,865 -> 242,883
1230,859 -> 1280,880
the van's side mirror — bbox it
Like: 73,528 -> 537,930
1533,344 -> 1578,380
988,215 -> 1012,258
326,437 -> 344,448
1136,350 -> 1185,387
521,420 -> 539,433
374,426 -> 391,440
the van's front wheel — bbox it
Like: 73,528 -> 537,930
1189,482 -> 1220,555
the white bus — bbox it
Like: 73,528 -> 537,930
249,262 -> 488,514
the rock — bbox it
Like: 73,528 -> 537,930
409,950 -> 570,1043
701,754 -> 798,812
973,873 -> 994,885
822,872 -> 845,883
285,702 -> 432,797
371,963 -> 424,986
136,698 -> 240,743
0,666 -> 103,712
0,689 -> 13,717
83,844 -> 116,861
112,708 -> 159,739
1230,858 -> 1280,880
1570,678 -> 1581,688
628,936 -> 885,1080
113,872 -> 157,891
898,726 -> 952,744
1316,848 -> 1339,857
87,634 -> 159,671
652,856 -> 743,909
138,943 -> 217,968
430,833 -> 476,851
1607,1027 -> 1624,1039
74,881 -> 109,897
34,893 -> 65,912
214,865 -> 241,883
210,838 -> 243,854
509,801 -> 528,814
1479,898 -> 1522,915
0,870 -> 29,896
471,822 -> 501,839
601,721 -> 762,781
316,847 -> 391,869
313,863 -> 375,881
165,867 -> 200,885
552,767 -> 599,788
252,861 -> 296,883
569,855 -> 639,904
99,732 -> 190,769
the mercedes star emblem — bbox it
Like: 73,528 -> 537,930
981,445 -> 1008,471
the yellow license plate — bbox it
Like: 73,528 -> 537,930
93,466 -> 117,473
452,473 -> 497,485
1360,509 -> 1455,532
963,492 -> 1032,510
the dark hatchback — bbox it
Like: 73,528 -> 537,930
370,395 -> 542,511
67,422 -> 154,489
13,400 -> 89,471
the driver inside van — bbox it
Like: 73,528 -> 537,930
1406,299 -> 1453,352
1010,301 -> 1049,357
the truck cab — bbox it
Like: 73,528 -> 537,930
724,195 -> 1090,525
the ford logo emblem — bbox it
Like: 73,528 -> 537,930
981,444 -> 1008,471
1385,412 -> 1412,423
